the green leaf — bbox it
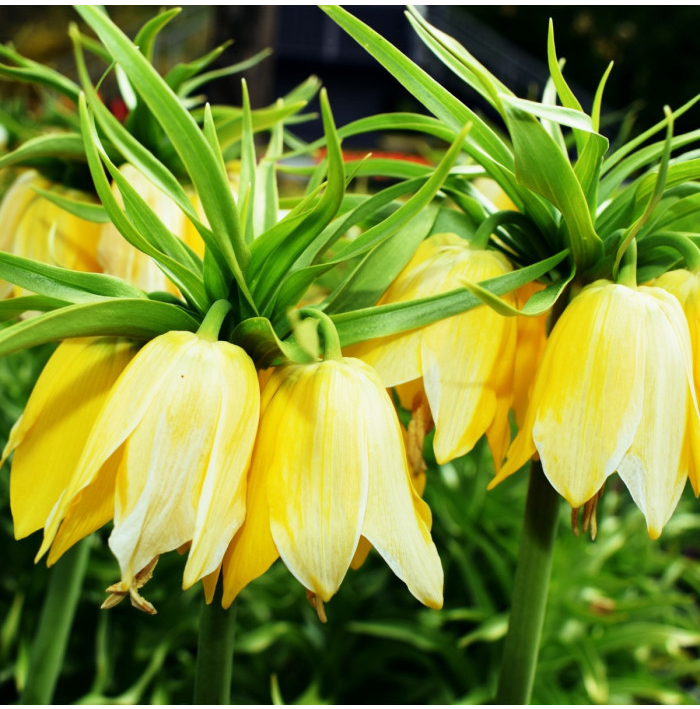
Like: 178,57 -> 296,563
206,101 -> 310,149
591,62 -> 614,133
405,7 -> 513,113
321,5 -> 514,168
32,186 -> 110,224
546,20 -> 586,154
0,295 -> 67,322
251,89 -> 345,314
238,81 -> 257,244
75,6 -> 253,307
574,132 -> 609,212
325,203 -> 440,313
179,48 -> 273,97
599,129 -> 700,202
613,107 -> 674,276
0,298 -> 199,358
104,155 -> 202,271
273,122 -> 470,316
332,249 -> 569,346
231,316 -> 317,368
0,133 -> 87,169
299,177 -> 429,270
165,41 -> 232,92
0,44 -> 80,103
501,97 -> 603,271
463,262 -> 574,317
79,95 -> 209,312
0,250 -> 146,304
255,112 -> 284,238
602,92 -> 700,176
500,95 -> 596,135
133,8 -> 181,62
70,22 -> 221,251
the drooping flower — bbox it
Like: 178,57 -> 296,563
0,170 -> 103,297
210,356 -> 443,613
5,337 -> 138,546
649,268 -> 700,494
491,280 -> 698,538
348,233 -> 517,468
35,329 -> 260,612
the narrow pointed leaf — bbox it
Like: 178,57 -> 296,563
333,249 -> 569,346
0,299 -> 199,357
0,251 -> 146,303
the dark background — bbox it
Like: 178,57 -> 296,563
1,6 -> 698,147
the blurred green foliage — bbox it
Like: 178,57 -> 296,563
1,346 -> 699,704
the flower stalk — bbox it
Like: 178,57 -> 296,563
494,459 -> 560,704
20,539 -> 91,704
194,593 -> 237,704
197,299 -> 234,342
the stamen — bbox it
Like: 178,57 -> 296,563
407,391 -> 433,478
305,589 -> 327,623
570,505 -> 581,536
101,556 -> 160,614
575,485 -> 606,541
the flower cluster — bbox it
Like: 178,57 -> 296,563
0,5 -> 699,626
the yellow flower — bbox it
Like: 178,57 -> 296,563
472,177 -> 518,212
212,356 -> 443,611
491,280 -> 697,538
35,330 -> 260,612
512,281 -> 549,427
98,164 -> 205,293
348,233 -> 517,468
5,337 -> 138,546
650,268 -> 700,494
0,170 -> 103,297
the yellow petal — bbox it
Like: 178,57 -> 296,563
351,359 -> 443,609
351,235 -> 517,466
513,281 -> 548,427
47,444 -> 126,565
0,171 -> 49,298
652,269 -> 700,494
617,286 -> 694,537
8,337 -> 136,540
265,361 -> 369,601
220,446 -> 279,608
183,343 -> 260,588
11,184 -> 102,297
37,333 -> 192,558
108,336 -> 237,586
350,536 -> 373,570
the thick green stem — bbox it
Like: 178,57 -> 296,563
20,539 -> 91,704
494,460 -> 560,704
299,307 -> 342,360
616,239 -> 638,288
194,593 -> 237,704
197,299 -> 233,342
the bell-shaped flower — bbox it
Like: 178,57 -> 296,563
36,329 -> 260,612
650,268 -> 700,494
0,170 -> 103,297
212,356 -> 443,612
348,233 -> 517,467
4,337 -> 138,547
491,280 -> 698,538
